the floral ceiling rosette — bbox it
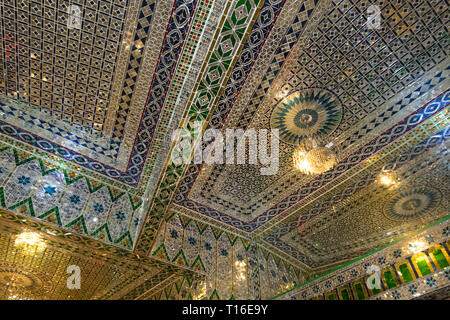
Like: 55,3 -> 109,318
270,89 -> 342,145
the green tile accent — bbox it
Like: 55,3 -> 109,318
8,197 -> 35,217
13,150 -> 36,166
271,216 -> 450,300
91,223 -> 113,243
38,207 -> 62,226
432,249 -> 449,269
399,264 -> 414,283
416,257 -> 432,276
85,178 -> 104,193
38,159 -> 59,176
114,231 -> 133,249
371,286 -> 381,295
209,289 -> 220,300
0,187 -> 6,208
65,215 -> 88,235
340,288 -> 350,300
383,271 -> 397,289
354,283 -> 365,300
128,194 -> 142,211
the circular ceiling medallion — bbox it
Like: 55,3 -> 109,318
270,89 -> 342,144
384,187 -> 442,221
0,263 -> 53,299
0,270 -> 40,289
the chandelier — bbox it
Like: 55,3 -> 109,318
292,134 -> 338,175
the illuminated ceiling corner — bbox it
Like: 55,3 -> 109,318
0,208 -> 192,300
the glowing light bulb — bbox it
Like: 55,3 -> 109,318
380,175 -> 393,185
378,170 -> 396,186
15,231 -> 46,254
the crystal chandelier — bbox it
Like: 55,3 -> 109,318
293,134 -> 338,175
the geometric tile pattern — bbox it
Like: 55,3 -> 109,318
266,115 -> 450,268
0,0 -> 197,187
175,90 -> 449,232
0,142 -> 146,249
0,0 -> 131,134
0,0 -> 219,255
116,270 -> 198,300
144,274 -> 207,300
174,0 -> 321,218
132,0 -> 450,283
136,0 -> 286,254
110,0 -> 157,142
149,212 -> 303,300
172,0 -> 449,233
189,0 -> 450,222
0,0 -> 448,299
187,66 -> 448,219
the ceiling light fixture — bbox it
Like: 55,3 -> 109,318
293,135 -> 338,175
378,170 -> 397,186
14,231 -> 46,255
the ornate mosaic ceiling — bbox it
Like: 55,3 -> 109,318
0,0 -> 448,299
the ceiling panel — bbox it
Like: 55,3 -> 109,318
0,0 -> 448,297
